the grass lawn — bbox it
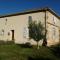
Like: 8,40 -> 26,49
0,44 -> 60,60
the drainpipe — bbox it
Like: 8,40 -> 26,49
42,10 -> 47,46
59,29 -> 60,43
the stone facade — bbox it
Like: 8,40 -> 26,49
0,8 -> 60,46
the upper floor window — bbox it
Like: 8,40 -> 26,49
53,27 -> 56,36
5,18 -> 7,25
53,17 -> 55,24
28,16 -> 32,24
52,27 -> 56,40
23,27 -> 29,38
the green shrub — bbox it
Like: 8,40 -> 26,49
17,42 -> 32,48
28,46 -> 57,60
0,44 -> 59,60
24,42 -> 32,48
50,44 -> 60,58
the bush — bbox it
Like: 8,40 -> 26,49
24,42 -> 32,48
0,40 -> 14,45
28,46 -> 57,60
17,42 -> 32,48
50,44 -> 60,58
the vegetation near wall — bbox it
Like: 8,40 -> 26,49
0,44 -> 60,60
28,20 -> 45,49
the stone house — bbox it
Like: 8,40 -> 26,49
0,7 -> 60,46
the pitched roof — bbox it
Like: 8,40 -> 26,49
0,7 -> 60,19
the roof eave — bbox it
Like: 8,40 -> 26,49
0,7 -> 60,19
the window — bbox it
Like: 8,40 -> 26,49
23,27 -> 29,38
8,32 -> 10,36
53,28 -> 56,36
28,16 -> 32,23
52,27 -> 56,40
53,17 -> 55,24
5,18 -> 7,25
0,29 -> 4,35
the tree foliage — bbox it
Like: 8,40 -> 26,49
28,20 -> 45,49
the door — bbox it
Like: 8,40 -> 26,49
11,30 -> 14,41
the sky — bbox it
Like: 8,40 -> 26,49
0,0 -> 60,15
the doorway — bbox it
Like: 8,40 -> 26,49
11,30 -> 14,41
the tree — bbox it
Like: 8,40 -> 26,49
28,20 -> 45,49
